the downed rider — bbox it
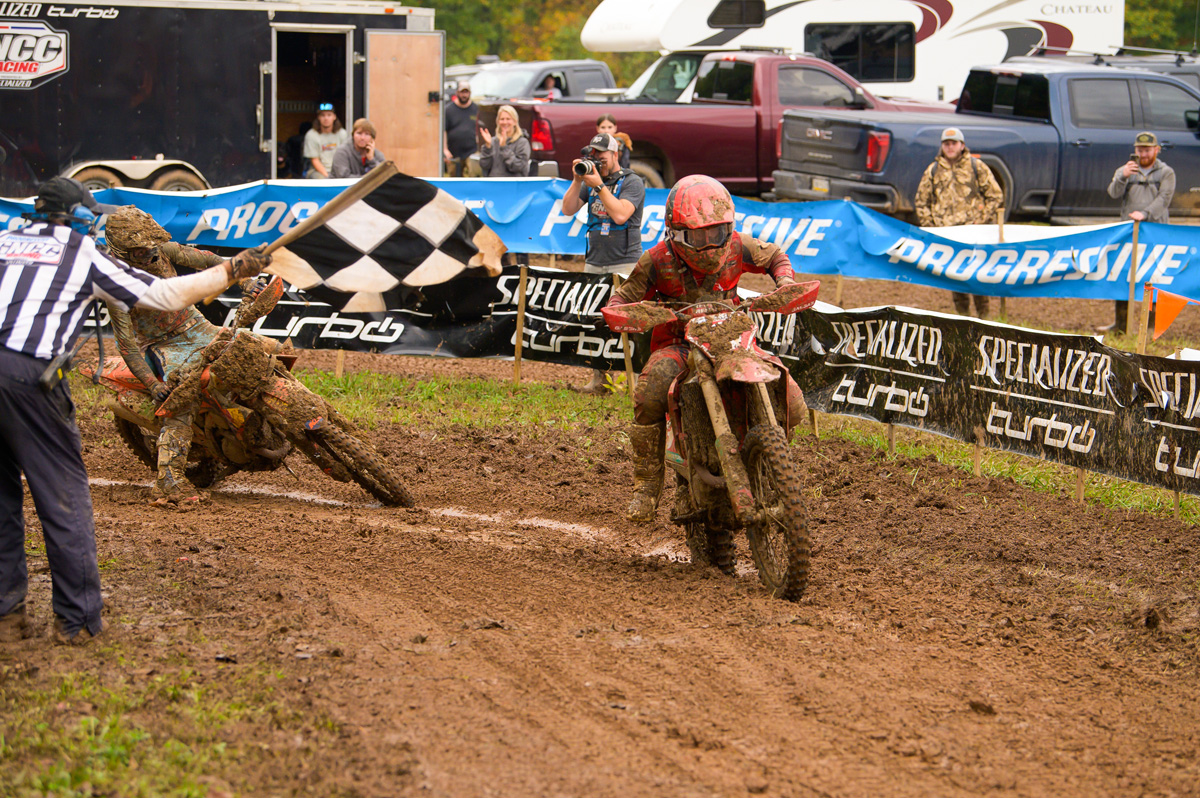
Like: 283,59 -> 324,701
602,174 -> 808,523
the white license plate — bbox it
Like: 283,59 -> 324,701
811,177 -> 830,193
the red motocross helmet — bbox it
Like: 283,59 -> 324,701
664,174 -> 736,274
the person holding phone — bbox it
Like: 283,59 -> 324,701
1099,132 -> 1175,332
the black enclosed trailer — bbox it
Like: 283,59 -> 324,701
0,0 -> 441,197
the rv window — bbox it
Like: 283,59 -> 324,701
708,0 -> 766,28
626,53 -> 705,102
778,67 -> 855,107
1140,79 -> 1200,130
958,72 -> 1050,121
804,23 -> 914,83
1069,79 -> 1134,128
695,60 -> 754,103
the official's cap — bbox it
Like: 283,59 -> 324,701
34,177 -> 120,216
941,127 -> 965,143
586,133 -> 621,154
1134,131 -> 1158,146
318,102 -> 334,111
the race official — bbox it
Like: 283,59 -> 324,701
561,132 -> 645,394
1098,131 -> 1175,332
0,178 -> 270,645
913,127 -> 1003,319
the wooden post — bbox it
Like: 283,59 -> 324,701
1125,221 -> 1140,337
1174,490 -> 1182,521
809,408 -> 819,438
1136,283 -> 1154,355
997,206 -> 1007,319
833,275 -> 845,308
334,349 -> 346,379
973,444 -> 982,477
512,264 -> 529,386
613,273 -> 635,395
887,423 -> 896,456
1075,468 -> 1085,503
549,254 -> 556,270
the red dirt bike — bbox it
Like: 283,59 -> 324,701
79,327 -> 414,507
602,281 -> 820,600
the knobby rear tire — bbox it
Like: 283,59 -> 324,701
310,423 -> 414,507
742,424 -> 811,601
114,417 -> 155,470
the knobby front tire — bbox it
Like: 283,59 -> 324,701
742,424 -> 811,601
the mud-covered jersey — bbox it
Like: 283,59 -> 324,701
0,222 -> 154,359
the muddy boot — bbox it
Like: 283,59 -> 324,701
951,291 -> 971,316
626,422 -> 665,523
151,416 -> 199,507
785,376 -> 808,440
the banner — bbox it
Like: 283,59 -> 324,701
4,179 -> 1199,301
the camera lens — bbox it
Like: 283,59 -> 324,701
573,160 -> 595,176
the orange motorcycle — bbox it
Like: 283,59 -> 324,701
81,327 -> 413,507
603,281 -> 819,600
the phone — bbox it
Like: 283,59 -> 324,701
1129,152 -> 1138,162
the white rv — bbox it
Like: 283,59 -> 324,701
582,0 -> 1125,102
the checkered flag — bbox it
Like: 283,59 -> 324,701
267,164 -> 506,313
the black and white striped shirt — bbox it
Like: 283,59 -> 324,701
0,222 -> 156,360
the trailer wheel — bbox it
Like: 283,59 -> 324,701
72,167 -> 124,192
629,159 -> 665,189
150,169 -> 206,192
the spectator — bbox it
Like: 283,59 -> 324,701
560,132 -> 646,394
479,105 -> 531,178
596,113 -> 632,170
541,74 -> 563,100
331,118 -> 386,178
913,127 -> 1003,318
1097,131 -> 1175,333
303,102 -> 348,179
443,81 -> 479,177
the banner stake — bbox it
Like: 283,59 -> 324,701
1125,220 -> 1140,337
614,273 -> 635,395
1075,468 -> 1085,503
973,444 -> 982,477
1136,283 -> 1153,355
997,205 -> 1007,320
334,349 -> 346,379
1175,490 -> 1182,521
887,423 -> 895,456
809,408 -> 819,438
512,264 -> 529,386
834,276 -> 845,308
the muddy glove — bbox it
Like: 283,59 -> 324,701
225,245 -> 272,282
149,380 -> 171,404
775,272 -> 796,287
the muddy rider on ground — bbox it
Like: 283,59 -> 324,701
601,175 -> 808,523
103,207 -> 275,507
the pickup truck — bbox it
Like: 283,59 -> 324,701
475,50 -> 953,194
771,62 -> 1200,221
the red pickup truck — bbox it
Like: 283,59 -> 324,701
476,50 -> 953,195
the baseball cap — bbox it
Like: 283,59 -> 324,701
586,133 -> 620,154
34,177 -> 120,216
1134,131 -> 1158,146
941,127 -> 965,143
318,102 -> 334,111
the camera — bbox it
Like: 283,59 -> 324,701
574,159 -> 598,176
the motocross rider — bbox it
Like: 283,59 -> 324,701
103,207 -> 277,505
604,175 -> 807,523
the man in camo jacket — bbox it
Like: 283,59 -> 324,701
914,127 -> 1004,318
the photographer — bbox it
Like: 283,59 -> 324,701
0,178 -> 270,645
561,132 -> 645,394
1098,131 -> 1175,332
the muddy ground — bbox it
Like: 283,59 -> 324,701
3,279 -> 1200,797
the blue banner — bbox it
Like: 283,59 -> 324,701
3,178 -> 1197,301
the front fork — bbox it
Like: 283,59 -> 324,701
692,353 -> 781,527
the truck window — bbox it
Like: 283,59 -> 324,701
1169,71 -> 1200,90
695,60 -> 754,103
958,71 -> 1050,121
804,23 -> 915,82
708,0 -> 766,27
626,53 -> 705,102
1140,79 -> 1200,130
777,67 -> 855,107
573,69 -> 609,94
1068,79 -> 1134,128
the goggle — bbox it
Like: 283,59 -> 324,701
122,246 -> 158,265
670,223 -> 732,251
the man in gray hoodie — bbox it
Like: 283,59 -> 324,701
1099,131 -> 1175,333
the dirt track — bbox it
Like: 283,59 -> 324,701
4,282 -> 1200,796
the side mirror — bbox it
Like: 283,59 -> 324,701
851,86 -> 871,109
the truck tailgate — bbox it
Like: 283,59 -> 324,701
777,109 -> 957,177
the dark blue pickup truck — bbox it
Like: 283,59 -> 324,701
771,62 -> 1200,222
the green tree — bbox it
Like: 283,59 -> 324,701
1127,0 -> 1200,52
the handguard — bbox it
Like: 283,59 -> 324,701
743,280 -> 821,315
600,302 -> 679,334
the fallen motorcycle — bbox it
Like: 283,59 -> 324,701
80,327 -> 414,507
602,281 -> 820,600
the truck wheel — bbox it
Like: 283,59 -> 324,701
72,167 -> 124,192
150,169 -> 206,192
629,159 -> 665,189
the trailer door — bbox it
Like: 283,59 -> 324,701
271,24 -> 356,180
365,29 -> 444,177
